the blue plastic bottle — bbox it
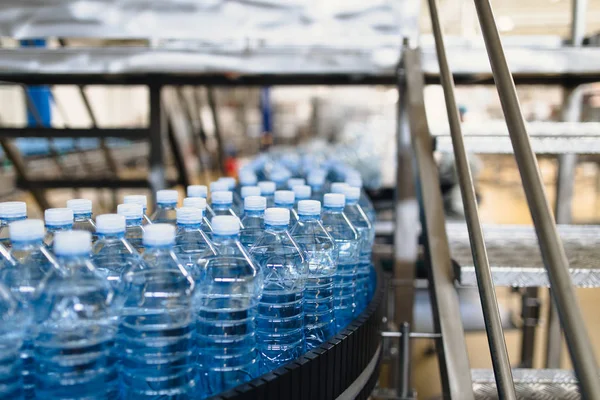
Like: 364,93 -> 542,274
0,282 -> 28,399
218,177 -> 243,214
36,230 -> 118,399
239,196 -> 266,250
91,214 -> 142,296
321,193 -> 359,329
174,207 -> 217,279
119,224 -> 195,399
346,175 -> 376,225
211,191 -> 239,220
43,208 -> 73,248
151,190 -> 179,224
123,194 -> 152,225
250,208 -> 307,371
292,185 -> 311,215
289,200 -> 336,349
183,197 -> 213,234
0,201 -> 27,248
4,219 -> 59,398
274,190 -> 298,228
341,187 -> 373,312
66,199 -> 96,239
117,203 -> 145,253
195,216 -> 262,397
258,181 -> 276,207
307,171 -> 326,202
287,178 -> 305,190
188,185 -> 215,220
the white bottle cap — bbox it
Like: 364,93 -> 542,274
264,208 -> 290,225
212,215 -> 240,235
44,208 -> 73,226
239,172 -> 258,186
183,197 -> 207,210
187,185 -> 208,198
210,181 -> 229,193
117,203 -> 143,219
324,193 -> 345,208
96,214 -> 126,234
331,182 -> 350,194
293,185 -> 311,200
258,181 -> 276,195
287,178 -> 305,189
346,175 -> 363,188
241,186 -> 261,199
66,199 -> 92,215
298,200 -> 321,215
143,223 -> 175,246
274,190 -> 295,205
156,190 -> 178,204
10,219 -> 44,241
54,230 -> 91,256
244,196 -> 267,211
343,186 -> 361,201
307,171 -> 326,186
0,201 -> 26,219
218,177 -> 236,190
177,207 -> 203,224
212,191 -> 233,205
123,195 -> 148,209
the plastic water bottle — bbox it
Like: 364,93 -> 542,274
269,169 -> 291,190
151,189 -> 178,224
341,187 -> 373,312
4,219 -> 59,398
289,200 -> 336,349
123,194 -> 152,225
91,214 -> 142,296
183,197 -> 213,234
119,224 -> 195,398
241,185 -> 261,201
0,283 -> 28,399
321,193 -> 359,329
66,199 -> 96,238
43,208 -> 73,248
292,185 -> 311,215
195,216 -> 262,397
307,171 -> 326,202
239,196 -> 266,250
258,181 -> 276,207
36,230 -> 118,399
187,185 -> 215,219
250,208 -> 306,371
218,177 -> 243,213
346,175 -> 376,224
238,170 -> 258,192
117,203 -> 145,253
274,190 -> 298,228
330,182 -> 349,196
287,178 -> 305,190
209,180 -> 229,198
211,191 -> 239,219
174,207 -> 217,279
0,202 -> 27,248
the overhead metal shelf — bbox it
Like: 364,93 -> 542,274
449,223 -> 600,287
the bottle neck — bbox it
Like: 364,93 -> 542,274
298,214 -> 320,222
97,232 -> 125,239
46,223 -> 73,232
73,212 -> 92,221
212,233 -> 240,243
125,218 -> 143,227
212,203 -> 232,210
157,202 -> 176,210
323,206 -> 344,213
0,215 -> 26,226
144,243 -> 174,250
56,253 -> 90,266
265,223 -> 288,232
12,238 -> 43,250
274,202 -> 294,210
310,184 -> 322,192
244,209 -> 264,217
177,222 -> 202,229
346,199 -> 359,206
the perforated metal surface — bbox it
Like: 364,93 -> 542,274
449,223 -> 600,287
472,369 -> 580,399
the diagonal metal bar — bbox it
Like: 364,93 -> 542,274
473,1 -> 600,398
427,1 -> 516,398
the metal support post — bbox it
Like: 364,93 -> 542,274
148,85 -> 166,203
519,287 -> 540,368
427,1 -> 516,397
473,1 -> 600,398
397,322 -> 411,399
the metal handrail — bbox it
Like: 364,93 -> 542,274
427,1 -> 516,398
473,1 -> 600,398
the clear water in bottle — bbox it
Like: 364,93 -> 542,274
35,230 -> 118,399
0,202 -> 27,248
346,175 -> 376,225
43,208 -> 73,248
183,197 -> 213,234
119,224 -> 195,399
123,195 -> 152,225
3,219 -> 60,398
249,208 -> 306,372
174,207 -> 217,279
117,203 -> 145,253
258,181 -> 276,207
0,282 -> 28,399
239,196 -> 266,250
274,190 -> 299,228
289,200 -> 336,349
321,193 -> 359,329
195,216 -> 262,397
66,199 -> 96,238
151,190 -> 179,224
211,191 -> 240,220
341,187 -> 373,312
